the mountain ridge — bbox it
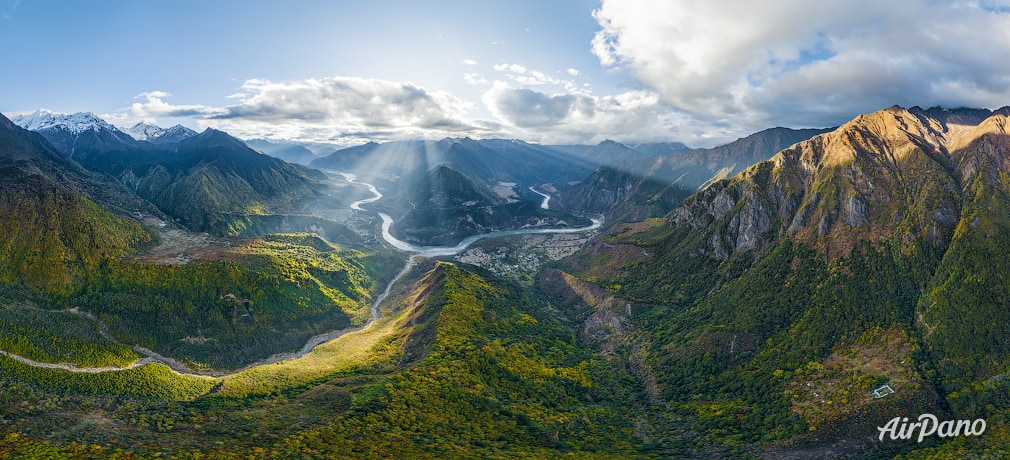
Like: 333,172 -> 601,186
551,104 -> 1010,454
558,126 -> 833,223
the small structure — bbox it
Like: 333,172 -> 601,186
873,384 -> 895,399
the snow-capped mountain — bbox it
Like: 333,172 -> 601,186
12,109 -> 139,159
126,121 -> 164,141
153,125 -> 198,144
13,109 -> 125,136
126,121 -> 197,144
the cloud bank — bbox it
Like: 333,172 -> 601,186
482,83 -> 732,145
126,78 -> 488,145
124,71 -> 717,146
592,0 -> 1010,129
119,2 -> 1010,148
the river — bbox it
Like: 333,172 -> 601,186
529,186 -> 550,209
10,172 -> 600,376
342,172 -> 600,257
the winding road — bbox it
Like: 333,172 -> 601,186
5,172 -> 600,376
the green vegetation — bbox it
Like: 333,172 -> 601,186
0,303 -> 139,367
9,108 -> 1010,457
0,355 -> 215,400
559,224 -> 955,454
920,175 -> 1010,403
77,233 -> 395,370
0,262 -> 646,458
0,172 -> 153,293
262,262 -> 643,458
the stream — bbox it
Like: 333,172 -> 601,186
8,172 -> 600,376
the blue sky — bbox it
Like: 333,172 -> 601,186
5,0 -> 1010,147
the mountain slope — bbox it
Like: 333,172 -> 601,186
389,164 -> 588,245
127,129 -> 327,234
0,114 -> 154,292
12,110 -> 143,161
555,105 -> 1010,453
559,127 -> 834,223
14,112 -> 326,236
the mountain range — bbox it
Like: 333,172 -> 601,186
309,136 -> 686,187
4,104 -> 1010,457
558,126 -> 834,222
11,110 -> 327,235
126,121 -> 199,144
0,114 -> 155,293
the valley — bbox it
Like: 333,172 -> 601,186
2,106 -> 1010,459
6,3 -> 1010,457
0,171 -> 601,378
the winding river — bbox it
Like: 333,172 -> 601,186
9,172 -> 600,376
528,186 -> 550,209
342,172 -> 600,257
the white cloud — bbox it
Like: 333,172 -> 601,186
481,82 -> 726,145
492,62 -> 579,92
130,91 -> 220,118
116,78 -> 502,145
592,0 -> 1010,129
493,63 -> 528,74
463,72 -> 489,85
202,77 -> 484,143
567,68 -> 580,77
461,58 -> 478,66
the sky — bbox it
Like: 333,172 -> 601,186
4,0 -> 1010,148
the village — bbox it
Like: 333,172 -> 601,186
454,231 -> 596,283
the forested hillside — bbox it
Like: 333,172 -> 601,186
553,106 -> 1010,455
0,115 -> 154,293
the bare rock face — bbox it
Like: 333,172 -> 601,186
729,195 -> 772,252
709,188 -> 736,221
660,105 -> 1010,260
710,233 -> 729,260
842,195 -> 869,228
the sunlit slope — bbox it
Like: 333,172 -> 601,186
258,261 -> 643,458
556,106 -> 1010,454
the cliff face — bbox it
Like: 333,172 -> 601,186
670,106 -> 994,259
663,107 -> 1010,390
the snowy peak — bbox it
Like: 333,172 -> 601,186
127,121 -> 164,141
156,124 -> 198,144
126,121 -> 197,144
12,109 -> 124,135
